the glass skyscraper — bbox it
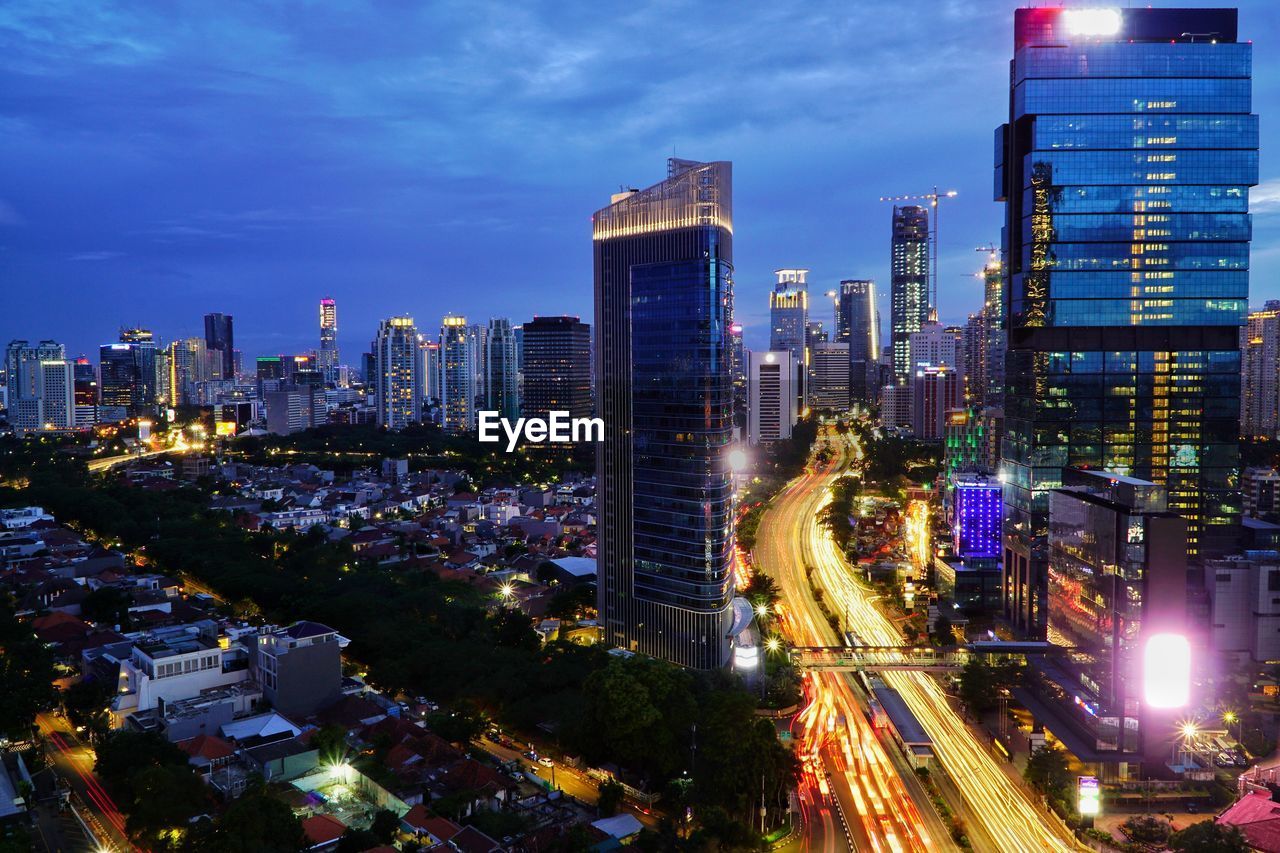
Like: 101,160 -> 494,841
318,298 -> 339,383
838,279 -> 879,404
203,312 -> 235,380
890,205 -> 929,382
594,158 -> 736,670
996,7 -> 1257,636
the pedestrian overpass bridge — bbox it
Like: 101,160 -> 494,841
789,641 -> 1060,672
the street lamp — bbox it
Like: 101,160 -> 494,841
1224,710 -> 1240,744
765,636 -> 782,654
754,602 -> 769,620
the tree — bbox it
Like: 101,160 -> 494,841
123,764 -> 208,844
932,613 -> 953,646
958,659 -> 998,716
1023,745 -> 1072,800
0,600 -> 56,740
1168,821 -> 1249,852
597,778 -> 624,817
311,724 -> 349,767
188,784 -> 305,852
79,586 -> 133,629
370,808 -> 400,843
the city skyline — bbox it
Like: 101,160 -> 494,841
4,0 -> 1279,361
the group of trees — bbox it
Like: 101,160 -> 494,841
819,475 -> 861,551
2,436 -> 794,844
0,599 -> 55,742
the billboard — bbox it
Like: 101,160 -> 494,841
1078,775 -> 1100,816
1143,633 -> 1191,709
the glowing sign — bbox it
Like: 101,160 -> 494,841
734,645 -> 759,670
1143,633 -> 1190,709
1063,8 -> 1121,36
215,421 -> 238,437
1078,776 -> 1100,815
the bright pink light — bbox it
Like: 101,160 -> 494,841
1143,633 -> 1190,709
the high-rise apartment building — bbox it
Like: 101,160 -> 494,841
72,356 -> 96,407
981,255 -> 1006,409
419,339 -> 441,404
594,158 -> 736,670
440,315 -> 475,433
1242,302 -> 1280,439
486,318 -> 519,421
769,269 -> 809,414
996,7 -> 1256,635
890,205 -> 929,381
4,340 -> 65,401
319,298 -> 339,383
837,279 -> 879,404
203,313 -> 235,380
372,316 -> 424,430
748,351 -> 797,445
466,322 -> 489,416
167,338 -> 209,407
521,316 -> 592,421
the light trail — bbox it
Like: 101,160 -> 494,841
760,426 -> 1081,852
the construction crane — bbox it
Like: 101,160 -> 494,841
879,186 -> 958,315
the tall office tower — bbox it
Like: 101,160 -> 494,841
521,315 -> 592,420
419,338 -> 441,403
203,313 -> 235,380
466,322 -> 489,415
318,298 -> 339,383
963,313 -> 987,404
594,158 -> 735,670
440,315 -> 475,433
838,279 -> 879,404
890,205 -> 930,381
996,7 -> 1256,636
1241,302 -> 1280,439
168,338 -> 209,406
770,269 -> 810,413
728,322 -> 747,427
1045,468 -> 1188,767
748,350 -> 797,445
372,316 -> 424,430
486,318 -> 520,421
810,342 -> 851,411
154,347 -> 172,407
981,255 -> 1006,409
99,329 -> 157,416
72,357 -> 96,406
911,365 -> 960,440
4,340 -> 65,400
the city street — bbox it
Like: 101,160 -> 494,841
754,423 -> 1081,852
36,712 -> 138,853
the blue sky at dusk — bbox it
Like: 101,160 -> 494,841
1,0 -> 1278,360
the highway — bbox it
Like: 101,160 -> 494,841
755,424 -> 1080,852
757,428 -> 945,853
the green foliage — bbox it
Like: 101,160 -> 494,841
187,783 -> 306,852
1023,744 -> 1072,801
370,808 -> 400,842
819,475 -> 860,551
0,599 -> 56,740
1167,820 -> 1249,852
311,724 -> 349,767
546,584 -> 595,620
80,585 -> 134,629
1122,815 -> 1172,844
597,778 -> 625,817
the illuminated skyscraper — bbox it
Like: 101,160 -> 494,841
319,298 -> 339,383
594,158 -> 735,670
1241,302 -> 1280,439
521,316 -> 591,421
167,338 -> 208,407
4,339 -> 65,401
485,318 -> 519,421
372,316 -> 423,430
440,315 -> 474,433
890,205 -> 929,381
770,269 -> 809,413
99,328 -> 157,416
837,279 -> 879,404
996,6 -> 1256,635
203,313 -> 235,380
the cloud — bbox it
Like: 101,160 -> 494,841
1254,179 -> 1280,214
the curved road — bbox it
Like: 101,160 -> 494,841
755,425 -> 1080,853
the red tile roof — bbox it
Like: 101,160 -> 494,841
1218,789 -> 1280,852
176,734 -> 235,762
301,813 -> 347,845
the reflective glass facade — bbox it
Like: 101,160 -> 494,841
891,206 -> 929,381
594,159 -> 736,670
996,7 -> 1256,636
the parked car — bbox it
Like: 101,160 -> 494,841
538,756 -> 554,768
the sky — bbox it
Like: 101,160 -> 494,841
1,0 -> 1278,361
